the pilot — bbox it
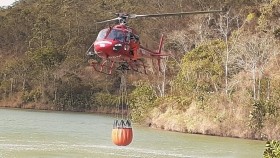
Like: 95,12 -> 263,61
115,31 -> 124,42
129,33 -> 140,60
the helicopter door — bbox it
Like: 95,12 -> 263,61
124,32 -> 130,51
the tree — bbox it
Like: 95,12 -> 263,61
173,40 -> 225,96
129,81 -> 157,122
234,33 -> 278,100
218,9 -> 240,95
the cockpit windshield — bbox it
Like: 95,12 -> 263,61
96,28 -> 109,41
107,29 -> 125,42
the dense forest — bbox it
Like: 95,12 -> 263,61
1,0 -> 280,141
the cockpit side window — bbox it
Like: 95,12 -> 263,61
125,32 -> 130,43
107,29 -> 125,42
96,28 -> 109,41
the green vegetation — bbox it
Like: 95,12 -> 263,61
1,0 -> 280,142
130,81 -> 157,122
264,140 -> 280,158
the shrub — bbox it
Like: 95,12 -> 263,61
263,140 -> 280,158
129,81 -> 157,122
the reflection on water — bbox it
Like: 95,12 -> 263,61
0,108 -> 265,158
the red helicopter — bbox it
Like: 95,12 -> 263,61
87,10 -> 225,75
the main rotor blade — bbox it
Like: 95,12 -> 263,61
96,17 -> 121,24
129,10 -> 224,19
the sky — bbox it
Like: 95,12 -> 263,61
0,0 -> 18,7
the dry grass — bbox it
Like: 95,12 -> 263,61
0,93 -> 22,108
147,67 -> 280,140
148,83 -> 279,140
149,100 -> 252,138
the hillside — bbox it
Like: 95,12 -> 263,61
1,0 -> 280,140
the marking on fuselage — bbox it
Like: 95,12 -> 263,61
95,41 -> 112,45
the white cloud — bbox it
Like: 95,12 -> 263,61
0,0 -> 18,7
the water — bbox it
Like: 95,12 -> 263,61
0,108 -> 265,158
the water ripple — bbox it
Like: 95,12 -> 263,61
0,142 -> 191,158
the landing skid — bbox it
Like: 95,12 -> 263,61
89,59 -> 147,75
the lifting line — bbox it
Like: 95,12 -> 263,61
116,70 -> 129,120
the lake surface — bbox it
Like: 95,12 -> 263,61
0,108 -> 265,158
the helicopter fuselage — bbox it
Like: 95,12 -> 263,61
92,24 -> 139,62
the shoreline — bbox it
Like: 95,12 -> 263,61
0,105 -> 267,142
0,105 -> 125,116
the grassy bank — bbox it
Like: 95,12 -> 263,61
137,91 -> 280,140
0,94 -> 121,115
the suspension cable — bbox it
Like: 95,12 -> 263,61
116,70 -> 129,120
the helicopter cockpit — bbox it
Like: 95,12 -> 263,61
95,28 -> 126,42
95,28 -> 108,41
107,29 -> 125,42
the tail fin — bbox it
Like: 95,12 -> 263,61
157,34 -> 164,72
158,34 -> 164,54
139,34 -> 167,72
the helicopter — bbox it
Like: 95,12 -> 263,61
87,9 -> 226,75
